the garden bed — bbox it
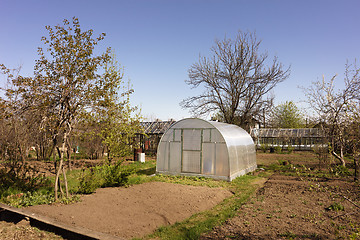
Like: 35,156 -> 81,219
26,181 -> 232,239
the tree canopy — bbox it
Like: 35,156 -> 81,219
269,101 -> 304,128
181,31 -> 290,129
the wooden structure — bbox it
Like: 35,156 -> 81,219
138,120 -> 176,155
0,203 -> 120,240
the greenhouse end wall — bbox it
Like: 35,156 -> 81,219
156,118 -> 257,181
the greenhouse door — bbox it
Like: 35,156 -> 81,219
181,129 -> 202,173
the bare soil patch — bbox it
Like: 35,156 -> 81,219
26,181 -> 232,239
202,174 -> 360,239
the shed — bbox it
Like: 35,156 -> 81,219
156,118 -> 257,181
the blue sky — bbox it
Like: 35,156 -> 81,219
1,0 -> 359,120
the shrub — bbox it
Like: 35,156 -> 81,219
78,169 -> 100,194
331,165 -> 351,177
287,145 -> 294,154
274,146 -> 282,154
77,160 -> 135,194
260,144 -> 269,153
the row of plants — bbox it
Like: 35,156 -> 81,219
259,144 -> 294,154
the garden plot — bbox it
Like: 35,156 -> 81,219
202,174 -> 360,239
26,181 -> 232,239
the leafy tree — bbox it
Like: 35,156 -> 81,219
181,31 -> 290,129
85,54 -> 143,162
269,101 -> 304,128
0,17 -> 141,200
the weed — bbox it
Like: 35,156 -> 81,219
279,231 -> 297,239
331,165 -> 351,177
325,202 -> 345,211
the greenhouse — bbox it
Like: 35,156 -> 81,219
156,118 -> 257,181
250,128 -> 326,151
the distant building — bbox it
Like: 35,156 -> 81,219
138,119 -> 176,155
250,128 -> 326,151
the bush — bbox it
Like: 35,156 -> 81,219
274,146 -> 282,154
78,169 -> 100,194
260,144 -> 269,153
331,165 -> 351,177
0,162 -> 52,198
77,160 -> 135,194
102,161 -> 133,187
287,145 -> 294,154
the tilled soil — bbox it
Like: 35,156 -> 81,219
201,174 -> 360,240
26,181 -> 232,239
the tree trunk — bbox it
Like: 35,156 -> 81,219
53,150 -> 57,174
54,156 -> 63,201
355,156 -> 360,182
332,151 -> 346,167
67,145 -> 72,171
62,166 -> 69,198
54,132 -> 70,201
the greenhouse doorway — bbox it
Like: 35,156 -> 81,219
181,129 -> 202,174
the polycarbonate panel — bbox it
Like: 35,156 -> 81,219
202,143 -> 215,174
174,129 -> 181,141
228,145 -> 239,174
169,142 -> 181,172
203,129 -> 211,142
182,151 -> 201,173
161,130 -> 173,142
171,118 -> 211,129
183,129 -> 201,150
211,129 -> 224,143
215,143 -> 228,176
157,141 -> 169,171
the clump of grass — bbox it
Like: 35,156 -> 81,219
325,202 -> 345,211
2,189 -> 80,208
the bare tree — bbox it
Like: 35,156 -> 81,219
304,61 -> 360,167
181,31 -> 290,129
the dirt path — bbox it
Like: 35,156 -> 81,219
26,181 -> 232,239
201,174 -> 360,239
